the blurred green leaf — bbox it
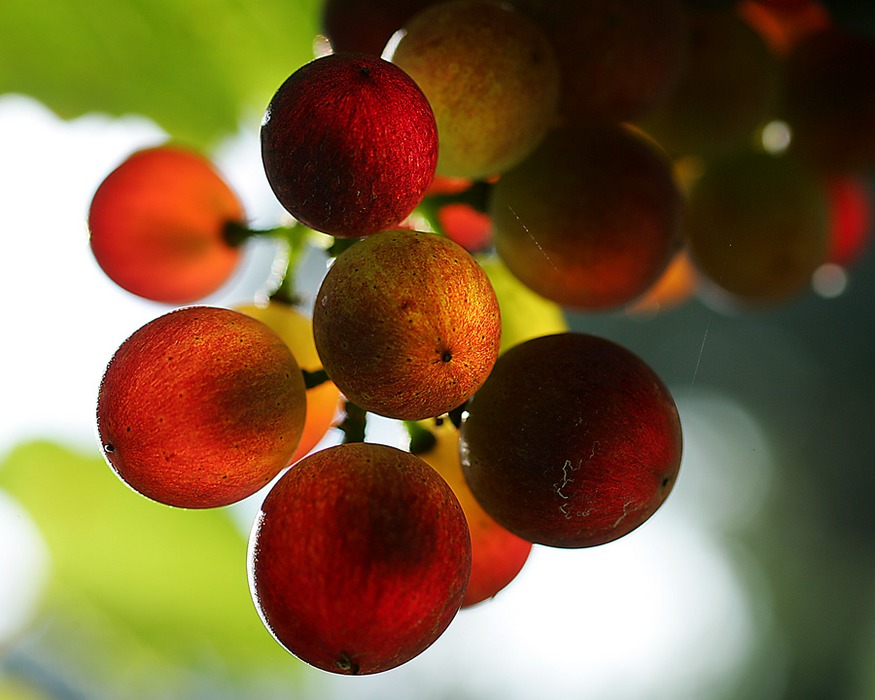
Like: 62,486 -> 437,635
0,441 -> 299,683
0,675 -> 51,700
0,0 -> 322,146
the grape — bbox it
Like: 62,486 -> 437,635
781,27 -> 875,174
96,306 -> 307,508
512,0 -> 689,125
235,302 -> 342,464
88,145 -> 245,304
261,53 -> 438,237
490,124 -> 683,311
414,419 -> 531,607
460,332 -> 683,548
390,0 -> 560,179
435,202 -> 492,253
636,8 -> 780,158
320,0 -> 439,55
738,0 -> 831,56
313,229 -> 501,420
248,442 -> 471,674
824,176 -> 872,268
685,149 -> 830,305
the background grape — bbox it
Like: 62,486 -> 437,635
389,0 -> 560,179
491,124 -> 683,311
88,145 -> 246,304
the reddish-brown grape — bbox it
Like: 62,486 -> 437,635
460,332 -> 683,549
320,0 -> 439,55
248,442 -> 471,674
261,53 -> 438,237
738,0 -> 831,56
781,27 -> 875,174
436,203 -> 493,253
490,125 -> 683,311
824,176 -> 873,268
513,0 -> 689,125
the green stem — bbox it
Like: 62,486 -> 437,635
222,220 -> 296,247
270,261 -> 301,307
226,221 -> 314,307
326,236 -> 363,258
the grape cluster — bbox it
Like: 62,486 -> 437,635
89,0 -> 874,677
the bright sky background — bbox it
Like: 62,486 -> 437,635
0,93 -> 781,699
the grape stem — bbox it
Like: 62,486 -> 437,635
224,220 -> 314,307
404,405 -> 467,455
337,401 -> 367,444
222,220 -> 296,247
270,262 -> 301,307
404,421 -> 437,456
302,368 -> 330,389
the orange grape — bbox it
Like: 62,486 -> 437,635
236,302 -> 343,464
89,145 -> 245,304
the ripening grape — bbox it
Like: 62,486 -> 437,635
512,0 -> 689,125
313,230 -> 501,421
97,306 -> 307,508
460,332 -> 683,548
490,124 -> 683,311
248,442 -> 471,674
824,176 -> 872,268
434,203 -> 492,252
636,8 -> 780,158
88,146 -> 245,304
737,0 -> 831,56
414,419 -> 531,607
320,0 -> 439,55
235,301 -> 342,464
390,0 -> 560,179
781,27 -> 875,174
261,53 -> 438,237
684,150 -> 830,305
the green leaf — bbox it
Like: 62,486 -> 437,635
0,0 -> 322,146
0,676 -> 52,700
0,441 -> 301,688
